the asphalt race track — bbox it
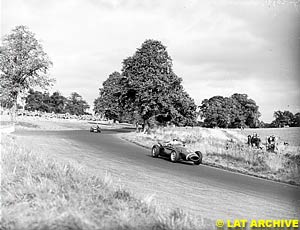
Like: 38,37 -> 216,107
15,128 -> 300,220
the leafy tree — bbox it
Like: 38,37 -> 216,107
199,94 -> 260,128
230,93 -> 260,128
65,92 -> 90,115
0,25 -> 53,121
24,89 -> 43,111
200,96 -> 239,128
292,112 -> 300,127
94,72 -> 123,122
120,39 -> 197,126
272,110 -> 295,127
50,91 -> 67,114
24,89 -> 52,112
94,40 -> 197,126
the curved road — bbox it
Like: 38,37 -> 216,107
15,128 -> 300,220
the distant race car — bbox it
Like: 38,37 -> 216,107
90,125 -> 101,133
151,139 -> 203,165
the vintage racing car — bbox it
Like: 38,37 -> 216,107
90,125 -> 101,133
151,139 -> 203,165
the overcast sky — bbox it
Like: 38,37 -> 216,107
1,0 -> 299,122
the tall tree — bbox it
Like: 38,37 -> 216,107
65,92 -> 90,115
0,25 -> 53,121
120,39 -> 197,126
94,72 -> 123,122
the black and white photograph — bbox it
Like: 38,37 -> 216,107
1,0 -> 300,229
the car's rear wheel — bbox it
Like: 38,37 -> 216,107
170,150 -> 180,163
194,151 -> 203,165
151,145 -> 160,158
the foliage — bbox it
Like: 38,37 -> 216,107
94,39 -> 197,126
50,91 -> 67,113
0,25 -> 53,120
199,93 -> 260,128
94,72 -> 123,121
25,89 -> 51,112
24,89 -> 67,113
24,90 -> 89,115
293,113 -> 300,127
65,92 -> 90,115
271,110 -> 300,127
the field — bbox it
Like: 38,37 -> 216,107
1,134 -> 210,230
119,127 -> 300,185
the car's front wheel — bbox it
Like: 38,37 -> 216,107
151,145 -> 160,158
170,150 -> 180,163
194,151 -> 203,165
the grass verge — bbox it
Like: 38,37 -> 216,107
0,135 -> 210,230
118,127 -> 300,186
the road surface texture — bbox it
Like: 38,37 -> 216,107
14,128 -> 300,221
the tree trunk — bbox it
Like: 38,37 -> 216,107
10,93 -> 18,123
143,119 -> 149,134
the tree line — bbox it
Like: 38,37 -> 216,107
93,40 -> 264,128
1,25 -> 299,128
23,90 -> 90,115
265,111 -> 300,128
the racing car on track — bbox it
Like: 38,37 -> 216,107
90,125 -> 101,133
151,139 -> 203,165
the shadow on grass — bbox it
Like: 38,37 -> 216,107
16,121 -> 40,129
0,121 -> 13,126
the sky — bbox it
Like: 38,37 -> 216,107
1,0 -> 300,122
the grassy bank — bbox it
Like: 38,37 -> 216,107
0,135 -> 210,230
119,127 -> 300,185
1,114 -> 134,131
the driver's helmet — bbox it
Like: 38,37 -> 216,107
172,138 -> 182,145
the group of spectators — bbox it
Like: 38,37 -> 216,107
247,133 -> 288,152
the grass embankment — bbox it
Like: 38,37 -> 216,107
119,127 -> 300,185
1,135 -> 209,230
2,115 -> 134,131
